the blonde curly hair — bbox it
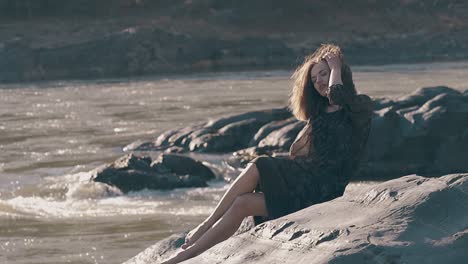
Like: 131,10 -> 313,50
289,44 -> 355,121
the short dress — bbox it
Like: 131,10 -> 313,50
249,106 -> 354,226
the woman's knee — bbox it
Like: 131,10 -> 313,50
229,194 -> 251,217
229,193 -> 267,217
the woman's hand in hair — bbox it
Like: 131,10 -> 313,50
324,52 -> 342,70
325,52 -> 343,87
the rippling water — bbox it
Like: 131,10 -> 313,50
0,62 -> 467,263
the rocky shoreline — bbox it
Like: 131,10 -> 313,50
2,27 -> 468,83
0,28 -> 295,83
79,86 -> 468,263
3,1 -> 468,83
92,86 -> 468,192
121,86 -> 468,183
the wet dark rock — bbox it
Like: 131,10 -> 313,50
163,146 -> 186,153
156,154 -> 215,182
91,153 -> 215,193
125,107 -> 292,153
248,117 -> 297,147
257,120 -> 304,151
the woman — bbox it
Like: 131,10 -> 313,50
161,44 -> 373,264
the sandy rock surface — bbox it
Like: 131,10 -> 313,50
125,173 -> 468,264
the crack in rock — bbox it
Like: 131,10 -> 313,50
288,229 -> 311,241
315,229 -> 342,245
270,221 -> 295,239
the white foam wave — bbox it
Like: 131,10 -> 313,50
0,171 -> 226,219
1,195 -> 170,218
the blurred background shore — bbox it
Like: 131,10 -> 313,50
1,0 -> 468,83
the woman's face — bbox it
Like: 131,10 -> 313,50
310,60 -> 330,97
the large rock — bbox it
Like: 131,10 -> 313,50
257,119 -> 304,150
124,173 -> 468,264
361,86 -> 468,179
128,86 -> 468,180
126,107 -> 292,153
156,154 -> 216,181
91,153 -> 215,193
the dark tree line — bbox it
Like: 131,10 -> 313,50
0,0 -> 156,18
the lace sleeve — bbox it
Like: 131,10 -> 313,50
327,84 -> 373,174
326,84 -> 356,106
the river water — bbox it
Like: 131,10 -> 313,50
0,62 -> 467,264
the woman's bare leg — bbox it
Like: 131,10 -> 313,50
181,162 -> 260,248
161,193 -> 268,264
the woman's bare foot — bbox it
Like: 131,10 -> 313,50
181,222 -> 210,249
160,249 -> 193,264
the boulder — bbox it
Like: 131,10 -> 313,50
155,154 -> 216,182
246,86 -> 468,179
125,107 -> 292,153
91,153 -> 215,193
372,97 -> 394,111
391,86 -> 462,110
248,117 -> 298,147
257,120 -> 304,151
124,173 -> 468,264
362,86 -> 468,179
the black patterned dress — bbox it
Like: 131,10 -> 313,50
249,84 -> 373,225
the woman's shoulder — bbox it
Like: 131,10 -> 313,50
347,93 -> 373,114
355,94 -> 372,104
